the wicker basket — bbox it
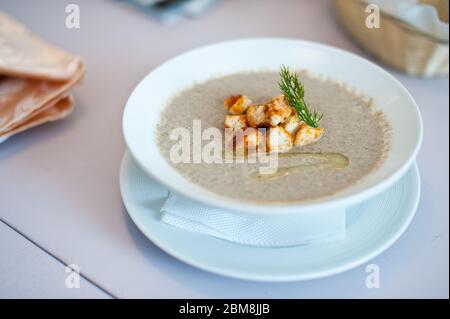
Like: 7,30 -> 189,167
334,0 -> 449,77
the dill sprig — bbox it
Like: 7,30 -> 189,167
278,66 -> 323,128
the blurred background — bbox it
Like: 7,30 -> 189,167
117,0 -> 449,76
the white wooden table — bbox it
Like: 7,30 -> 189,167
0,0 -> 448,299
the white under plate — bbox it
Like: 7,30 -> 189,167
120,151 -> 420,282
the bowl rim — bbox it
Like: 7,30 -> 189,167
123,37 -> 423,215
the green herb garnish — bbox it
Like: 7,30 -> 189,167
278,66 -> 323,128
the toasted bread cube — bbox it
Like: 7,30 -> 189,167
294,123 -> 324,147
244,127 -> 266,150
271,95 -> 290,108
266,126 -> 293,153
266,96 -> 293,126
282,115 -> 303,135
225,128 -> 265,155
224,95 -> 252,115
246,104 -> 268,127
224,115 -> 247,129
267,107 -> 292,127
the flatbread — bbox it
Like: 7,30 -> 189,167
0,61 -> 85,134
0,12 -> 81,81
0,94 -> 73,141
2,90 -> 69,134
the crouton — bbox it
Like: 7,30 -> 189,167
266,126 -> 293,153
267,108 -> 292,127
294,123 -> 324,147
271,95 -> 290,108
224,115 -> 247,129
266,95 -> 292,126
225,128 -> 265,156
224,95 -> 252,115
282,115 -> 303,135
246,104 -> 268,127
235,128 -> 266,151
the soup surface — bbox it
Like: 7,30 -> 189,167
157,71 -> 390,202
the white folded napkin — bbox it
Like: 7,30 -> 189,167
160,193 -> 346,247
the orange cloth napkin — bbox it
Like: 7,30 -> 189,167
0,12 -> 85,142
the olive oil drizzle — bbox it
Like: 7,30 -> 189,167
250,152 -> 349,181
